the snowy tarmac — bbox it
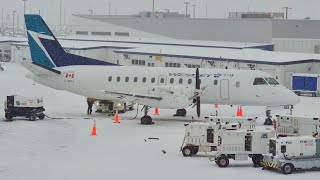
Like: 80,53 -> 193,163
1,63 -> 320,180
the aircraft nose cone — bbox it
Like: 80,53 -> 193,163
287,90 -> 300,105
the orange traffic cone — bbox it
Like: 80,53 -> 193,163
236,106 -> 241,116
214,104 -> 219,108
91,120 -> 97,136
114,110 -> 120,123
154,107 -> 159,115
239,106 -> 243,117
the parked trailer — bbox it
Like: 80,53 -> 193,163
263,136 -> 320,174
213,128 -> 276,168
4,95 -> 45,121
291,73 -> 319,97
180,116 -> 256,157
276,115 -> 320,137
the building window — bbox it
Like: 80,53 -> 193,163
179,78 -> 183,84
236,82 -> 240,88
214,80 -> 218,85
188,79 -> 192,84
142,77 -> 146,83
108,76 -> 112,82
170,78 -> 174,84
151,77 -> 155,83
134,77 -> 138,82
76,31 -> 88,35
92,32 -> 111,36
117,76 -> 121,82
165,62 -> 168,67
115,32 -> 129,36
125,77 -> 129,82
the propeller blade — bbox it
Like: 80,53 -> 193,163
196,68 -> 200,90
197,97 -> 200,117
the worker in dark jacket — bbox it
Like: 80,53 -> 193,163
87,98 -> 95,115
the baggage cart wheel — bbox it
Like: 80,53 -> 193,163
29,115 -> 37,121
282,163 -> 294,174
215,155 -> 229,168
192,146 -> 199,155
252,155 -> 264,167
38,114 -> 45,120
5,113 -> 13,120
182,146 -> 193,157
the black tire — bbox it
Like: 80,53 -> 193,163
282,163 -> 294,174
192,146 -> 199,155
141,116 -> 153,125
181,109 -> 187,116
252,155 -> 264,167
29,115 -> 36,121
38,114 -> 45,120
215,155 -> 229,168
182,146 -> 193,157
5,113 -> 13,120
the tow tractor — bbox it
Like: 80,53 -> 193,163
4,95 -> 45,121
262,136 -> 320,174
95,100 -> 134,115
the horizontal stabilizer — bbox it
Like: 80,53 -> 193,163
20,61 -> 61,76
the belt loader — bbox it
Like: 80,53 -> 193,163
181,116 -> 256,157
213,128 -> 276,168
263,136 -> 320,174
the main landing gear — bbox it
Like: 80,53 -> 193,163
174,108 -> 187,117
140,106 -> 154,125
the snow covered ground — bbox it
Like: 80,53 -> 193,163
0,62 -> 320,180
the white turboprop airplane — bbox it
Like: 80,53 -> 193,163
21,15 -> 299,124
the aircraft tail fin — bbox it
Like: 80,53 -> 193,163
25,14 -> 118,69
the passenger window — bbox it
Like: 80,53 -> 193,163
179,78 -> 183,84
188,79 -> 192,84
214,80 -> 218,85
125,77 -> 129,82
108,76 -> 112,82
117,76 -> 120,82
142,77 -> 146,83
170,78 -> 174,84
151,77 -> 155,83
160,78 -> 164,83
236,82 -> 240,88
134,77 -> 138,82
253,78 -> 267,85
265,77 -> 279,85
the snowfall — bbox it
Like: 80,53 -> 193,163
0,62 -> 320,180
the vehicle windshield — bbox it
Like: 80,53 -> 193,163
253,78 -> 267,85
265,77 -> 279,85
269,140 -> 276,156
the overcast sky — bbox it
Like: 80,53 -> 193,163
1,0 -> 320,26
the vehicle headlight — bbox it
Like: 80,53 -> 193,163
117,103 -> 121,107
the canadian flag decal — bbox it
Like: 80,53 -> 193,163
65,72 -> 75,78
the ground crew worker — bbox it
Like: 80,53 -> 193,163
87,98 -> 95,115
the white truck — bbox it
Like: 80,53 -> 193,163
181,116 -> 256,157
95,100 -> 134,114
213,128 -> 276,168
276,115 -> 320,137
263,136 -> 320,174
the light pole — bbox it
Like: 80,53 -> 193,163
12,11 -> 16,37
184,2 -> 190,18
192,4 -> 196,18
282,7 -> 292,19
22,0 -> 27,35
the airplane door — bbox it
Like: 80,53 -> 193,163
158,75 -> 167,85
220,79 -> 230,100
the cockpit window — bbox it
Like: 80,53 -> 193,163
265,78 -> 279,85
253,78 -> 267,85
